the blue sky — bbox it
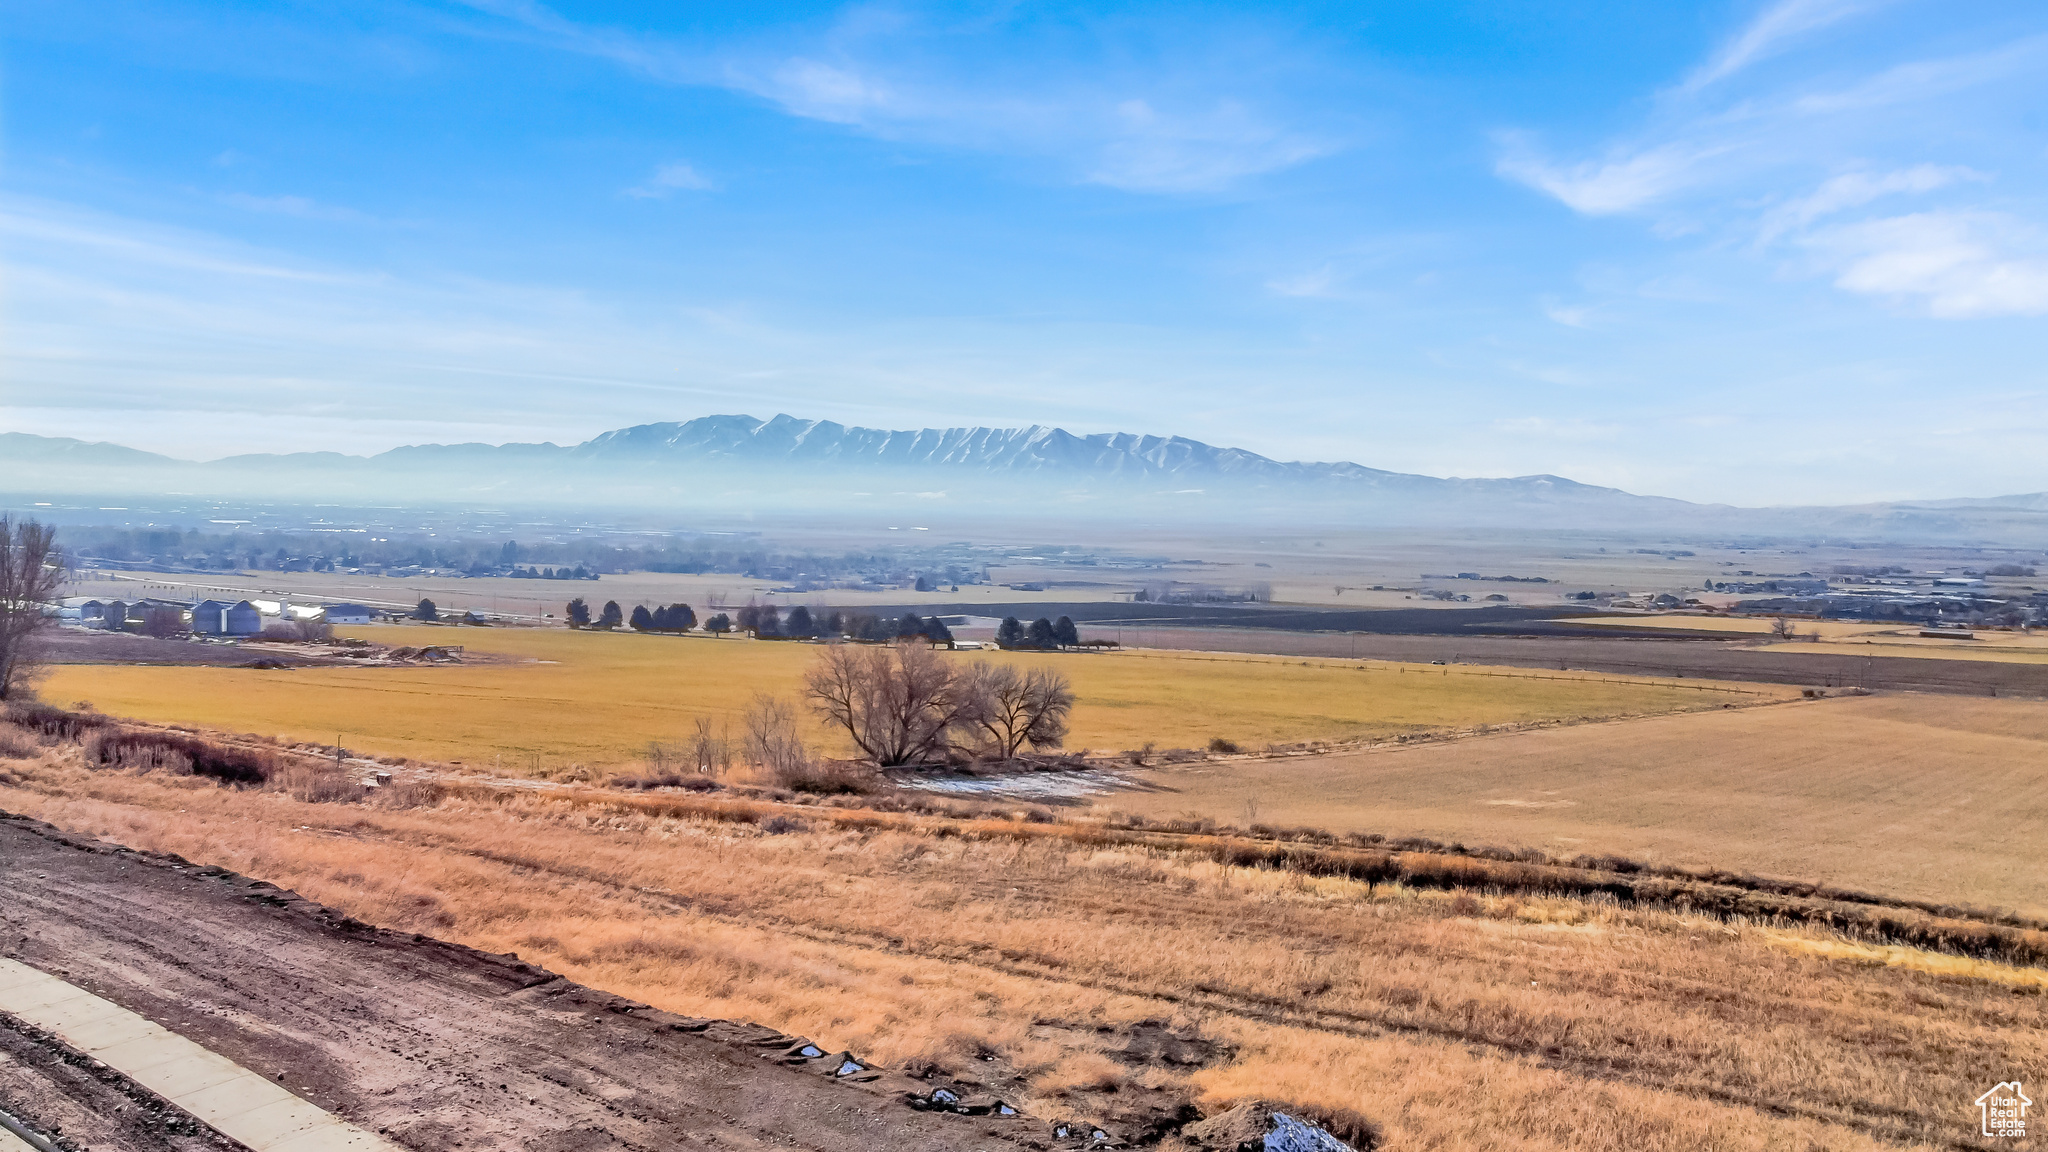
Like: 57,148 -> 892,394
2,1 -> 2044,504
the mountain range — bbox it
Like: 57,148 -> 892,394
4,414 -> 2045,540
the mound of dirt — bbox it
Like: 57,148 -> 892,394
1183,1100 -> 1369,1152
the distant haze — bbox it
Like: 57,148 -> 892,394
6,414 -> 2047,542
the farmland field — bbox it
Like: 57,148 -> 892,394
1113,692 -> 2048,917
1558,614 -> 2048,662
36,625 -> 1783,767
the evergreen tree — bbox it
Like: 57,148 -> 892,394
996,616 -> 1024,648
671,603 -> 697,631
1053,616 -> 1080,647
821,610 -> 844,636
736,605 -> 760,633
896,613 -> 924,640
566,597 -> 590,627
413,598 -> 438,622
784,605 -> 815,637
756,604 -> 781,636
629,604 -> 654,631
599,600 -> 623,629
923,616 -> 954,645
704,613 -> 731,635
1027,617 -> 1057,648
914,575 -> 934,592
499,540 -> 519,565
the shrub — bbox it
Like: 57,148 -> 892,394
782,762 -> 872,795
4,701 -> 108,742
267,762 -> 360,803
85,729 -> 272,784
0,725 -> 37,760
1206,737 -> 1242,754
368,778 -> 445,810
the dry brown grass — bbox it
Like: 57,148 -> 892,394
4,734 -> 2042,1151
1114,692 -> 2048,919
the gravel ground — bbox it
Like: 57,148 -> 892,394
0,814 -> 1039,1151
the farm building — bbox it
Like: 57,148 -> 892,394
191,600 -> 234,635
322,604 -> 374,625
191,599 -> 278,636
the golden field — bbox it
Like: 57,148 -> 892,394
1,742 -> 2040,1152
37,625 -> 1781,767
1115,692 -> 2048,918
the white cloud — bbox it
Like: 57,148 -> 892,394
1789,37 -> 2046,115
1809,211 -> 2048,317
1683,0 -> 1881,92
755,57 -> 898,123
1758,164 -> 1982,241
1086,99 -> 1328,194
1495,142 -> 1726,216
625,162 -> 716,198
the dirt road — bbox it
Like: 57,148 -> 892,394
0,814 -> 1037,1151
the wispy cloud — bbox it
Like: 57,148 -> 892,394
1809,211 -> 2048,317
1495,140 -> 1728,216
1265,264 -> 1337,298
1541,299 -> 1597,329
625,162 -> 716,198
1494,0 -> 2048,321
1789,36 -> 2047,114
220,192 -> 372,223
458,1 -> 1336,194
1682,0 -> 1881,92
1757,164 -> 1981,242
1492,415 -> 1624,441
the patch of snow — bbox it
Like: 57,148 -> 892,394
1266,1112 -> 1353,1152
898,771 -> 1121,799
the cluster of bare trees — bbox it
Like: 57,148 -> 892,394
0,517 -> 62,702
803,642 -> 1073,766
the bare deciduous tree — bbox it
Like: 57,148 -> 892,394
690,716 -> 731,775
141,606 -> 186,639
1770,616 -> 1798,640
958,663 -> 1073,760
804,642 -> 962,765
742,694 -> 811,779
0,516 -> 62,701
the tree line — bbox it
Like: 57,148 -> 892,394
562,598 -> 1100,651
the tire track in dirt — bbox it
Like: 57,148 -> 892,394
0,818 -> 1043,1152
361,827 -> 1974,1151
